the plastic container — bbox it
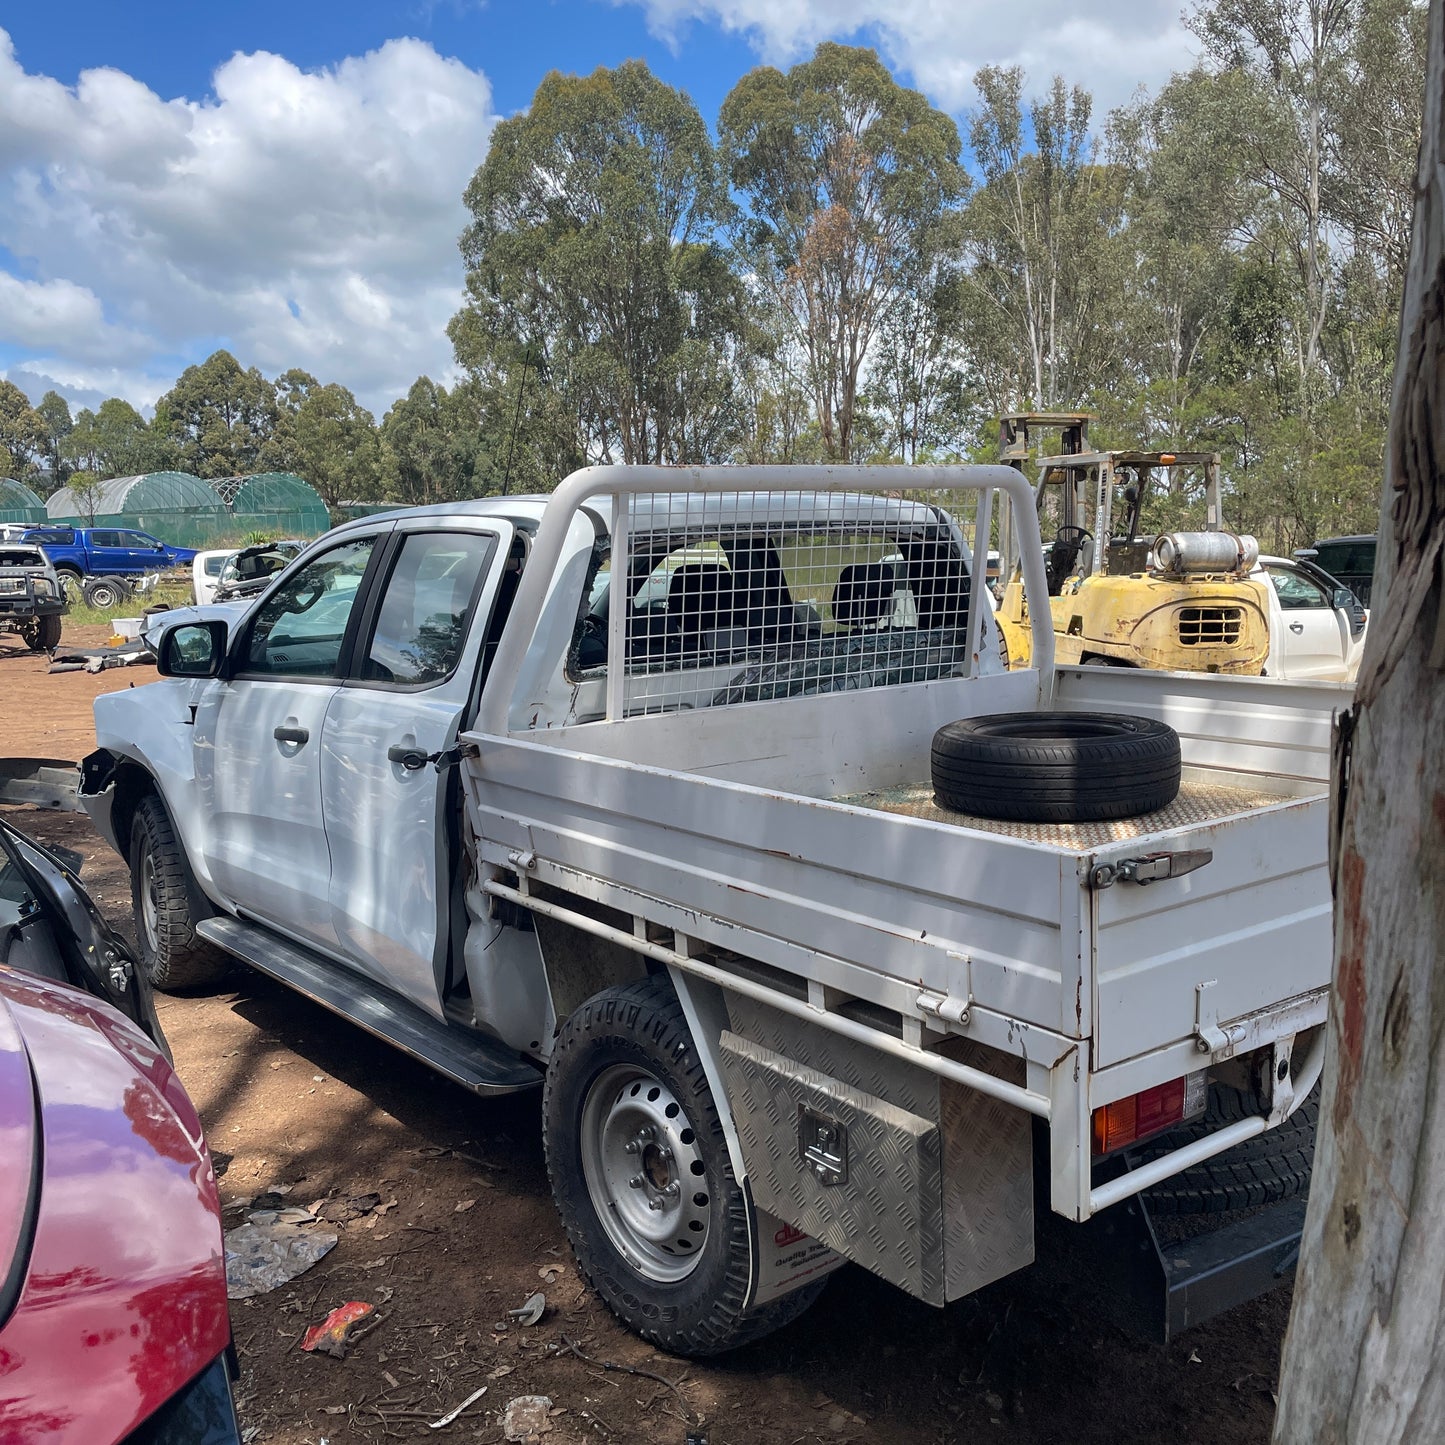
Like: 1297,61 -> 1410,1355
113,617 -> 144,642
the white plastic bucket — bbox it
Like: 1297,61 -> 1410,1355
113,617 -> 144,641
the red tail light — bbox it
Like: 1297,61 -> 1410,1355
1092,1072 -> 1207,1155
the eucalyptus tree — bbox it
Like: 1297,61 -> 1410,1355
452,60 -> 738,470
719,43 -> 966,460
964,69 -> 1127,412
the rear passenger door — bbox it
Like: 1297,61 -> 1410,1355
320,519 -> 513,1013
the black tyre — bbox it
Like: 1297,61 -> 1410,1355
18,614 -> 61,651
84,576 -> 130,609
931,711 -> 1181,822
129,794 -> 228,991
55,568 -> 81,602
544,977 -> 824,1356
1134,1081 -> 1319,1215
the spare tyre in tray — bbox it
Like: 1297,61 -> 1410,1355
931,712 -> 1181,823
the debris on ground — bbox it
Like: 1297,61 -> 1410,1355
48,642 -> 154,673
506,1292 -> 547,1327
427,1384 -> 488,1429
313,1191 -> 383,1223
300,1301 -> 377,1358
224,1221 -> 338,1299
502,1395 -> 554,1442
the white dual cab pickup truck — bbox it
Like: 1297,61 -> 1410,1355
82,465 -> 1341,1354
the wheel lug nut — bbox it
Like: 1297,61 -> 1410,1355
647,1196 -> 664,1212
628,1174 -> 645,1189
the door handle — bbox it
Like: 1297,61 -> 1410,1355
1288,622 -> 1304,633
388,743 -> 430,771
273,724 -> 309,745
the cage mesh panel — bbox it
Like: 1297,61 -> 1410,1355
580,487 -> 991,718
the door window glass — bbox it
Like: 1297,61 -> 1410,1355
361,532 -> 495,686
1267,566 -> 1330,610
243,538 -> 376,677
89,531 -> 121,548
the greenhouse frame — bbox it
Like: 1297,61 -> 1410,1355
42,470 -> 331,547
0,478 -> 46,526
209,472 -> 331,539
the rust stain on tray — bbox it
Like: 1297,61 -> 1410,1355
839,779 -> 1289,847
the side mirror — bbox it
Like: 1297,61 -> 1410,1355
1332,587 -> 1355,610
155,620 -> 228,678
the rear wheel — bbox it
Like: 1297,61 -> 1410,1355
129,794 -> 228,991
544,977 -> 824,1355
84,576 -> 130,609
55,569 -> 81,602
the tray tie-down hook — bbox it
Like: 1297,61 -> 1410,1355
1091,849 -> 1213,890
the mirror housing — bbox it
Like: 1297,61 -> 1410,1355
155,619 -> 229,678
1332,587 -> 1368,638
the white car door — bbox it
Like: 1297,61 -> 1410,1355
319,519 -> 514,1015
1264,562 -> 1350,680
194,532 -> 387,951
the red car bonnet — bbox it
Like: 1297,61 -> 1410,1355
0,969 -> 229,1445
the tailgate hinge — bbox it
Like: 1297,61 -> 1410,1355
1091,848 -> 1213,890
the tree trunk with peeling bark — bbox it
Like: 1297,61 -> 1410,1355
1273,5 -> 1445,1438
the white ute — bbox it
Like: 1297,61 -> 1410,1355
82,465 -> 1342,1354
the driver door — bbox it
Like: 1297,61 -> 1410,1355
194,531 -> 388,951
1265,563 -> 1349,679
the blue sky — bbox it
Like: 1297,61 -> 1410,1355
0,0 -> 1193,420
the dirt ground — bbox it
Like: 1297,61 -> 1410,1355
1,622 -> 143,760
0,645 -> 1294,1445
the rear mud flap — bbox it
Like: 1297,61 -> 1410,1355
1043,1191 -> 1306,1342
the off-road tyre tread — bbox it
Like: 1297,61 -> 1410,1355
129,794 -> 228,991
931,712 -> 1181,822
544,976 -> 824,1356
1134,1081 -> 1319,1215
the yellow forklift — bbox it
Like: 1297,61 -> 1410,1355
994,412 -> 1270,673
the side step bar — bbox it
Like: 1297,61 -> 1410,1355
197,916 -> 542,1096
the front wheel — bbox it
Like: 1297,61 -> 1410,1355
129,794 -> 228,991
544,977 -> 823,1356
18,614 -> 61,651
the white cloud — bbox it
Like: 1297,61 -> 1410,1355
0,29 -> 497,416
626,0 -> 1195,116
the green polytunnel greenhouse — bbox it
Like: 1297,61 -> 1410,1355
209,472 -> 330,539
45,471 -> 231,547
0,478 -> 46,526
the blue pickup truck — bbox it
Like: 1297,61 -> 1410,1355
20,526 -> 198,603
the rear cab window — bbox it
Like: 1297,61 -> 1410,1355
571,496 -> 980,720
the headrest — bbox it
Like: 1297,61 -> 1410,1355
832,561 -> 895,629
